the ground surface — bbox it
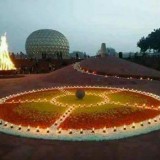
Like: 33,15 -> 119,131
0,57 -> 160,160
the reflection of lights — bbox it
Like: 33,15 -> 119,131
36,127 -> 40,132
47,128 -> 50,133
10,125 -> 14,129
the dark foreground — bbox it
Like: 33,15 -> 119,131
0,131 -> 159,160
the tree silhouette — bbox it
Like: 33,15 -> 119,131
119,52 -> 123,58
137,28 -> 160,53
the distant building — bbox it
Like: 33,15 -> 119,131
97,43 -> 117,57
97,43 -> 108,57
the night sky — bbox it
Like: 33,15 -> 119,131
0,0 -> 160,55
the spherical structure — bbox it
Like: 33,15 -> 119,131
25,29 -> 69,59
76,89 -> 85,100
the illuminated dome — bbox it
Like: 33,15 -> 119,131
25,29 -> 69,59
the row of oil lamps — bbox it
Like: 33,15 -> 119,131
73,62 -> 154,82
0,116 -> 159,135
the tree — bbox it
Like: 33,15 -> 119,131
119,52 -> 123,58
137,37 -> 149,53
107,47 -> 116,56
137,28 -> 160,53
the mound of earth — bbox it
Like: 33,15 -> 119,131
80,56 -> 160,78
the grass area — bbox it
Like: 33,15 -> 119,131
10,90 -> 60,101
14,102 -> 66,114
71,103 -> 141,115
107,91 -> 160,106
73,104 -> 120,114
7,88 -> 115,102
57,94 -> 103,106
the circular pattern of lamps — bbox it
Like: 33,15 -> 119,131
0,86 -> 160,141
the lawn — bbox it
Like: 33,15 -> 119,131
57,94 -> 104,106
107,91 -> 160,107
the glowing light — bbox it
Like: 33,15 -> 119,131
0,33 -> 16,71
80,129 -> 83,134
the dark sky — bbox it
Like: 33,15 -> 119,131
0,0 -> 160,55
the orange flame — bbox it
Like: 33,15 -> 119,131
0,33 -> 16,70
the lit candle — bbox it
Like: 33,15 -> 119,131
148,119 -> 151,124
132,123 -> 135,129
103,127 -> 106,133
18,125 -> 22,130
91,128 -> 95,133
80,129 -> 83,134
27,126 -> 30,131
113,127 -> 117,132
58,128 -> 61,134
69,129 -> 72,134
4,122 -> 8,127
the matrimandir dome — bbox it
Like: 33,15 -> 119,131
25,29 -> 69,59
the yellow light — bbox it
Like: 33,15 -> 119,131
0,33 -> 16,70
